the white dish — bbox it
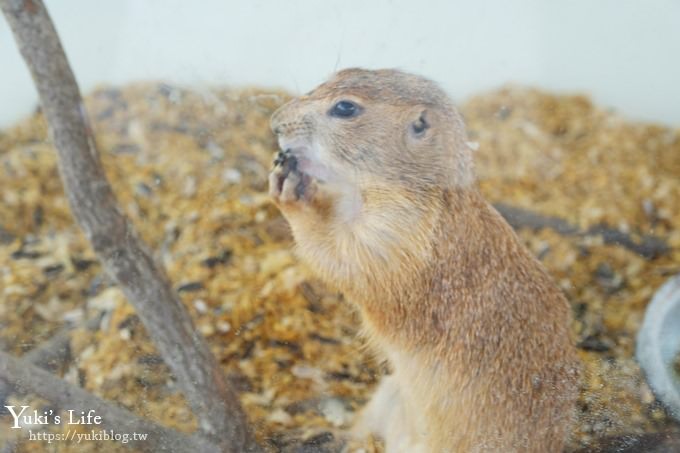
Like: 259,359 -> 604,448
637,274 -> 680,420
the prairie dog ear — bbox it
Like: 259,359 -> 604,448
410,109 -> 430,138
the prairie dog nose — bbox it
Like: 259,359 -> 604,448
270,96 -> 314,137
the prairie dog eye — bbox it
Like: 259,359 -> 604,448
329,100 -> 361,118
411,112 -> 430,136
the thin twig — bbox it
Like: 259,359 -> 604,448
494,203 -> 669,259
572,431 -> 680,453
0,351 -> 220,452
0,1 -> 259,450
0,314 -> 102,408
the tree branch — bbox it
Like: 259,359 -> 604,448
0,1 -> 259,450
0,351 -> 220,452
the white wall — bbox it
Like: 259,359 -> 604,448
1,0 -> 679,128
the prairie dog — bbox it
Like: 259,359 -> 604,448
268,68 -> 579,452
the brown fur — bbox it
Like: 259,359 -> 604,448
269,68 -> 579,452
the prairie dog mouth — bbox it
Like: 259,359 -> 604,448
273,147 -> 363,222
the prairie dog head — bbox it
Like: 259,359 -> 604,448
270,68 -> 475,194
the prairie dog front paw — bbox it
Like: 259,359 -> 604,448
269,150 -> 320,207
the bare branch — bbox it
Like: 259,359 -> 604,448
0,351 -> 220,452
0,1 -> 259,450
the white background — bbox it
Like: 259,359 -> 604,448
1,0 -> 679,128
